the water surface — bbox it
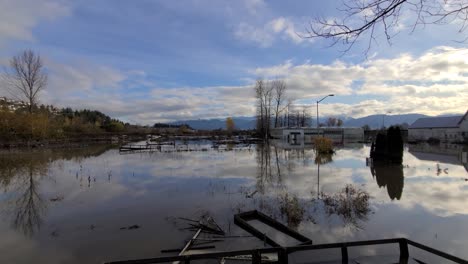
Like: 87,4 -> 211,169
0,142 -> 467,263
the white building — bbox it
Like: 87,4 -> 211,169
408,111 -> 468,143
270,127 -> 364,143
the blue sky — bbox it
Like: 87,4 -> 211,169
0,0 -> 467,124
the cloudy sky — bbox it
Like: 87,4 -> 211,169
0,0 -> 467,124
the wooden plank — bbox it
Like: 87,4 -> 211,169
172,228 -> 202,264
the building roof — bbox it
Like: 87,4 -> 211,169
409,115 -> 463,129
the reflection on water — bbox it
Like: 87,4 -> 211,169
0,142 -> 467,263
409,143 -> 468,172
370,163 -> 404,201
319,184 -> 371,229
0,145 -> 113,237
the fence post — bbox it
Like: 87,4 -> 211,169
399,239 -> 409,260
252,250 -> 261,264
278,248 -> 288,264
341,246 -> 348,264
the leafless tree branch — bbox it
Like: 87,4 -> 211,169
305,0 -> 468,54
1,50 -> 47,113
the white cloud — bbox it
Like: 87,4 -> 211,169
234,22 -> 276,48
234,17 -> 312,47
252,46 -> 468,117
253,60 -> 362,98
243,0 -> 266,15
0,0 -> 70,44
2,45 -> 467,124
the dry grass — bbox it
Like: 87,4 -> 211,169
279,193 -> 305,229
321,184 -> 371,228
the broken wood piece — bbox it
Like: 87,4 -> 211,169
172,228 -> 202,264
161,245 -> 215,253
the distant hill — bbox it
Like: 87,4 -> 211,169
167,114 -> 434,130
343,114 -> 429,129
169,117 -> 256,130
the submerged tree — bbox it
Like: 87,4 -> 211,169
272,80 -> 287,128
2,50 -> 47,113
255,79 -> 291,138
254,79 -> 273,139
370,126 -> 404,163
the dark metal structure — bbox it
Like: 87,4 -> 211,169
104,237 -> 468,264
104,210 -> 468,264
234,210 -> 312,247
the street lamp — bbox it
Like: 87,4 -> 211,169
316,94 -> 334,129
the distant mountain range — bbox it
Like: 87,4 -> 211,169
343,114 -> 428,129
169,117 -> 256,130
168,114 -> 436,130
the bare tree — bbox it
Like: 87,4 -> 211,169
2,50 -> 47,113
337,118 -> 344,127
305,0 -> 468,54
255,79 -> 266,137
254,79 -> 274,139
263,82 -> 273,137
300,106 -> 310,127
272,79 -> 287,128
327,117 -> 338,127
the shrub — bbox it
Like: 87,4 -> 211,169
314,137 -> 334,154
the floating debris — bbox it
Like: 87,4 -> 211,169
50,230 -> 59,237
160,245 -> 215,253
50,196 -> 64,202
120,225 -> 140,230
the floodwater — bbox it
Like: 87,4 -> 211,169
0,141 -> 467,263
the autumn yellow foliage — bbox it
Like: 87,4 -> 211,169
313,137 -> 334,154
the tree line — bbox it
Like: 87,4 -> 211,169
0,50 -> 130,142
254,79 -> 311,138
254,79 -> 344,139
0,103 -> 127,141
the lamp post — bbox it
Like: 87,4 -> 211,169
316,94 -> 334,129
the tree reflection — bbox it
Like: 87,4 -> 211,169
314,153 -> 333,165
370,162 -> 404,200
13,165 -> 47,236
0,154 -> 48,236
248,144 -> 371,230
0,144 -> 113,236
255,143 -> 290,194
